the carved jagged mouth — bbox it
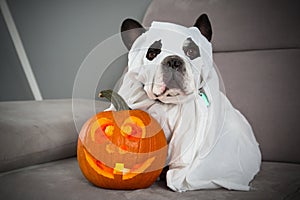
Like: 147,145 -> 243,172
83,149 -> 155,180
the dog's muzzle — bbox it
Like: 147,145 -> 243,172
154,55 -> 187,97
162,55 -> 185,72
161,55 -> 186,96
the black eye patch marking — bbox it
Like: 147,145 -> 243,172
182,37 -> 200,60
146,40 -> 162,61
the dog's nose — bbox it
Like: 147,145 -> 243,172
163,55 -> 184,71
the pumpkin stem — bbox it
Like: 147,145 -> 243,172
98,90 -> 131,111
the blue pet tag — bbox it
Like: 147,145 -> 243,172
199,90 -> 210,107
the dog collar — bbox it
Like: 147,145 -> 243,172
199,89 -> 210,107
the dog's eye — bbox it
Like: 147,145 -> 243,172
146,40 -> 162,61
186,49 -> 195,57
182,38 -> 200,60
147,51 -> 157,60
146,48 -> 160,61
185,48 -> 199,60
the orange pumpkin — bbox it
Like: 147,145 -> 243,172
77,90 -> 167,189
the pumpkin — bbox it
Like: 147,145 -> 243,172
77,90 -> 167,189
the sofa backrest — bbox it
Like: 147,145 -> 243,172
142,0 -> 300,163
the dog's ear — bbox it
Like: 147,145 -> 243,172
121,18 -> 146,50
194,14 -> 212,42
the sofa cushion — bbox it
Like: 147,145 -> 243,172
143,0 -> 300,52
0,99 -> 109,172
214,49 -> 300,163
0,158 -> 299,200
142,0 -> 300,164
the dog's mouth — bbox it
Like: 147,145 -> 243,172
154,85 -> 184,98
152,79 -> 194,100
153,70 -> 189,98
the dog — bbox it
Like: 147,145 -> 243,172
113,14 -> 261,192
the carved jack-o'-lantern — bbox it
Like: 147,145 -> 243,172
77,90 -> 167,189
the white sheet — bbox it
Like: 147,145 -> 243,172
111,21 -> 261,192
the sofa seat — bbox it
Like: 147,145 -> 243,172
0,158 -> 299,200
0,95 -> 299,199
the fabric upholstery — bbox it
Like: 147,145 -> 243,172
142,0 -> 300,163
143,0 -> 300,52
214,49 -> 300,163
0,158 -> 299,200
0,99 -> 110,172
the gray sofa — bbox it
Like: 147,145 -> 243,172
1,0 -> 300,199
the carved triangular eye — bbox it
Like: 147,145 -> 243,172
90,118 -> 114,143
121,116 -> 146,140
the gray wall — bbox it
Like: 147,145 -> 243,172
0,0 -> 151,101
0,9 -> 33,101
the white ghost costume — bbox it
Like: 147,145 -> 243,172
109,22 -> 261,192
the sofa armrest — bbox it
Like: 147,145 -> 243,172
0,99 -> 109,172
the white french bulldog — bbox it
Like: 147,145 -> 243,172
114,14 -> 261,192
